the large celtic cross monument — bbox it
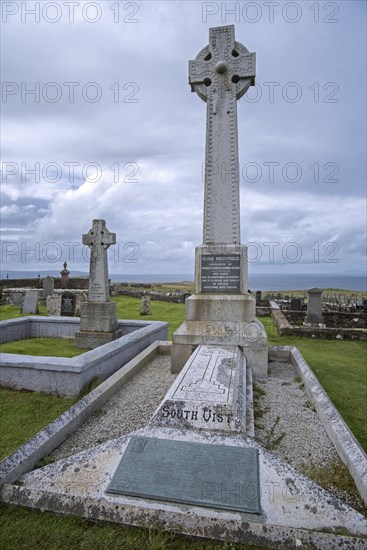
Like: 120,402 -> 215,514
189,24 -> 255,247
75,219 -> 121,349
171,26 -> 268,377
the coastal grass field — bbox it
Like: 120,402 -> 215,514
0,292 -> 366,549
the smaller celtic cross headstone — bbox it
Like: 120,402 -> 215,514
82,219 -> 116,302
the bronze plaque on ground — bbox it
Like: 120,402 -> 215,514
107,436 -> 261,514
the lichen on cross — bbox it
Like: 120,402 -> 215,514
82,219 -> 116,302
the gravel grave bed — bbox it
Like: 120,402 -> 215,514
51,354 -> 176,461
50,355 -> 364,512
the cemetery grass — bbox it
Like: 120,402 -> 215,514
0,337 -> 83,357
0,504 -> 262,550
0,303 -> 47,320
262,316 -> 367,453
0,387 -> 75,460
110,295 -> 185,340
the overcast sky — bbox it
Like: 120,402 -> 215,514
1,0 -> 366,276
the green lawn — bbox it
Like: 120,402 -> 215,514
110,295 -> 185,340
0,303 -> 47,321
262,315 -> 367,452
0,337 -> 83,357
0,503 -> 261,550
0,387 -> 75,460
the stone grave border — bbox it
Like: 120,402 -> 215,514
0,340 -> 170,488
0,316 -> 168,397
269,345 -> 367,505
0,342 -> 365,507
270,301 -> 367,340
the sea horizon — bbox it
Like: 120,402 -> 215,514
1,271 -> 366,292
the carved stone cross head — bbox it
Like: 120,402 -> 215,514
189,25 -> 255,103
82,219 -> 116,251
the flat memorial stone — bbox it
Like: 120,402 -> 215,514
107,436 -> 261,514
152,345 -> 247,433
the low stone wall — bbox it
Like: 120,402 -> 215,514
113,288 -> 190,304
0,278 -> 89,290
0,317 -> 168,396
271,305 -> 367,340
2,288 -> 88,305
283,310 -> 367,329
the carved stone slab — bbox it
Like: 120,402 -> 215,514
152,345 -> 246,433
107,436 -> 261,514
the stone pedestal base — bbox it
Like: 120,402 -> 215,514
171,294 -> 268,378
74,329 -> 122,350
75,301 -> 120,349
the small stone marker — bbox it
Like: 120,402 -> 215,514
140,295 -> 152,315
22,290 -> 39,314
107,436 -> 261,514
291,297 -> 302,311
47,294 -> 61,316
11,292 -> 23,306
61,292 -> 76,317
152,345 -> 247,433
42,276 -> 54,300
75,219 -> 121,349
305,287 -> 324,324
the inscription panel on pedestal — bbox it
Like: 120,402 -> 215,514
201,254 -> 240,293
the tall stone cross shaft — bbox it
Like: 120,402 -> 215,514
82,219 -> 116,302
189,25 -> 255,245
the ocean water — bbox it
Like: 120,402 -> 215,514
1,271 -> 366,292
108,273 -> 367,292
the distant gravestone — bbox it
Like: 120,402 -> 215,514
22,290 -> 39,314
11,292 -> 23,306
290,297 -> 302,311
60,261 -> 70,289
42,276 -> 54,300
75,219 -> 121,349
140,296 -> 152,315
255,290 -> 262,303
61,292 -> 76,317
47,294 -> 61,316
305,287 -> 324,324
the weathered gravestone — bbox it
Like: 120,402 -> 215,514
171,25 -> 267,377
290,297 -> 302,311
11,292 -> 23,306
140,295 -> 152,315
305,287 -> 324,324
22,289 -> 39,314
42,276 -> 54,301
47,294 -> 61,316
75,219 -> 121,348
61,292 -> 76,317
